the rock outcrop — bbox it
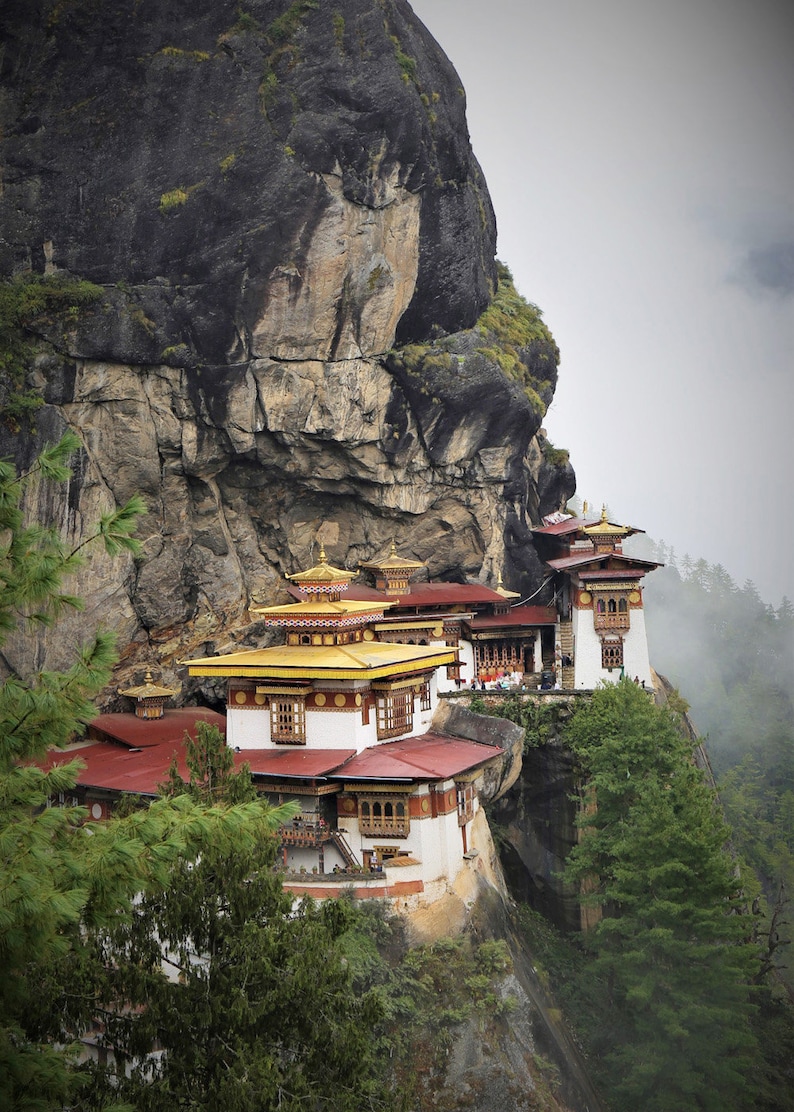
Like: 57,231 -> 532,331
0,0 -> 574,689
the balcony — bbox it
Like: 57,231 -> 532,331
594,612 -> 630,631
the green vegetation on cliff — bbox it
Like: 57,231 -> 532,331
388,261 -> 559,418
475,262 -> 558,414
641,547 -> 794,986
480,679 -> 791,1110
0,274 -> 102,429
564,680 -> 760,1110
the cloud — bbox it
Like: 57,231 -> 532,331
735,241 -> 794,297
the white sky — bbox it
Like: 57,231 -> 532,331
409,0 -> 794,605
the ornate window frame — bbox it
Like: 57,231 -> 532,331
358,795 -> 410,838
374,684 -> 414,739
600,637 -> 624,670
270,695 -> 307,744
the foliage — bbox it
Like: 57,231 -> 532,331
0,436 -> 289,1111
475,262 -> 558,414
465,692 -> 563,751
338,912 -> 516,1103
256,0 -> 318,116
156,46 -> 210,62
268,0 -> 318,45
158,187 -> 189,213
541,438 -> 570,468
387,261 -> 558,416
389,35 -> 417,84
642,549 -> 794,987
563,679 -> 762,1111
0,274 -> 102,429
67,723 -> 396,1112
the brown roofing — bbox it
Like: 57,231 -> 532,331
546,552 -> 661,572
532,516 -> 590,536
242,749 -> 356,779
466,605 -> 557,630
88,707 -> 227,748
334,732 -> 503,782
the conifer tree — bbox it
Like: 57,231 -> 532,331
0,436 -> 292,1111
80,723 -> 392,1112
565,679 -> 762,1111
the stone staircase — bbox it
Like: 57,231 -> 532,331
559,620 -> 575,688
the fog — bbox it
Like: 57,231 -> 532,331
409,0 -> 794,607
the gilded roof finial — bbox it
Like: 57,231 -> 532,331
601,504 -> 608,523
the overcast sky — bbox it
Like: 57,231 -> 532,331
409,0 -> 794,606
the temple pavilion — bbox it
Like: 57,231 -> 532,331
532,507 -> 661,689
181,546 -> 505,902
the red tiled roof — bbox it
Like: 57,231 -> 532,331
40,731 -> 500,796
88,707 -> 226,748
334,732 -> 503,782
466,604 -> 556,630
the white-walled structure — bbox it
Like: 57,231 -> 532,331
532,508 -> 661,690
182,546 -> 504,904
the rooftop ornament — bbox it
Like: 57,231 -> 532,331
118,669 -> 180,720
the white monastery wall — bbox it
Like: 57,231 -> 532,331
621,608 -> 653,685
572,607 -> 653,689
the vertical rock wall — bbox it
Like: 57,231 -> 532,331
0,0 -> 574,691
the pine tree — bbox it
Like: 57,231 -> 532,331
0,437 -> 293,1111
80,723 -> 393,1112
565,679 -> 762,1111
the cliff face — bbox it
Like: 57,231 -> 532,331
0,0 -> 574,687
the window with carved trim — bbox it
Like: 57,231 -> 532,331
359,796 -> 410,837
270,696 -> 306,744
375,689 -> 413,739
419,680 -> 432,711
601,639 -> 624,669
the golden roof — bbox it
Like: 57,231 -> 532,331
118,669 -> 179,700
359,539 -> 425,573
583,505 -> 631,537
495,573 -> 520,600
249,598 -> 390,621
287,544 -> 356,587
181,640 -> 457,681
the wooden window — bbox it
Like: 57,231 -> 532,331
271,696 -> 306,744
601,639 -> 624,670
376,689 -> 413,739
457,784 -> 475,826
419,679 -> 432,711
594,594 -> 630,631
358,795 -> 409,837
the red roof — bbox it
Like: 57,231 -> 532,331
88,707 -> 226,748
546,553 -> 660,573
333,733 -> 503,782
532,516 -> 590,536
291,581 -> 506,610
43,739 -> 188,796
39,732 -> 500,796
241,749 -> 356,779
466,604 -> 556,630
